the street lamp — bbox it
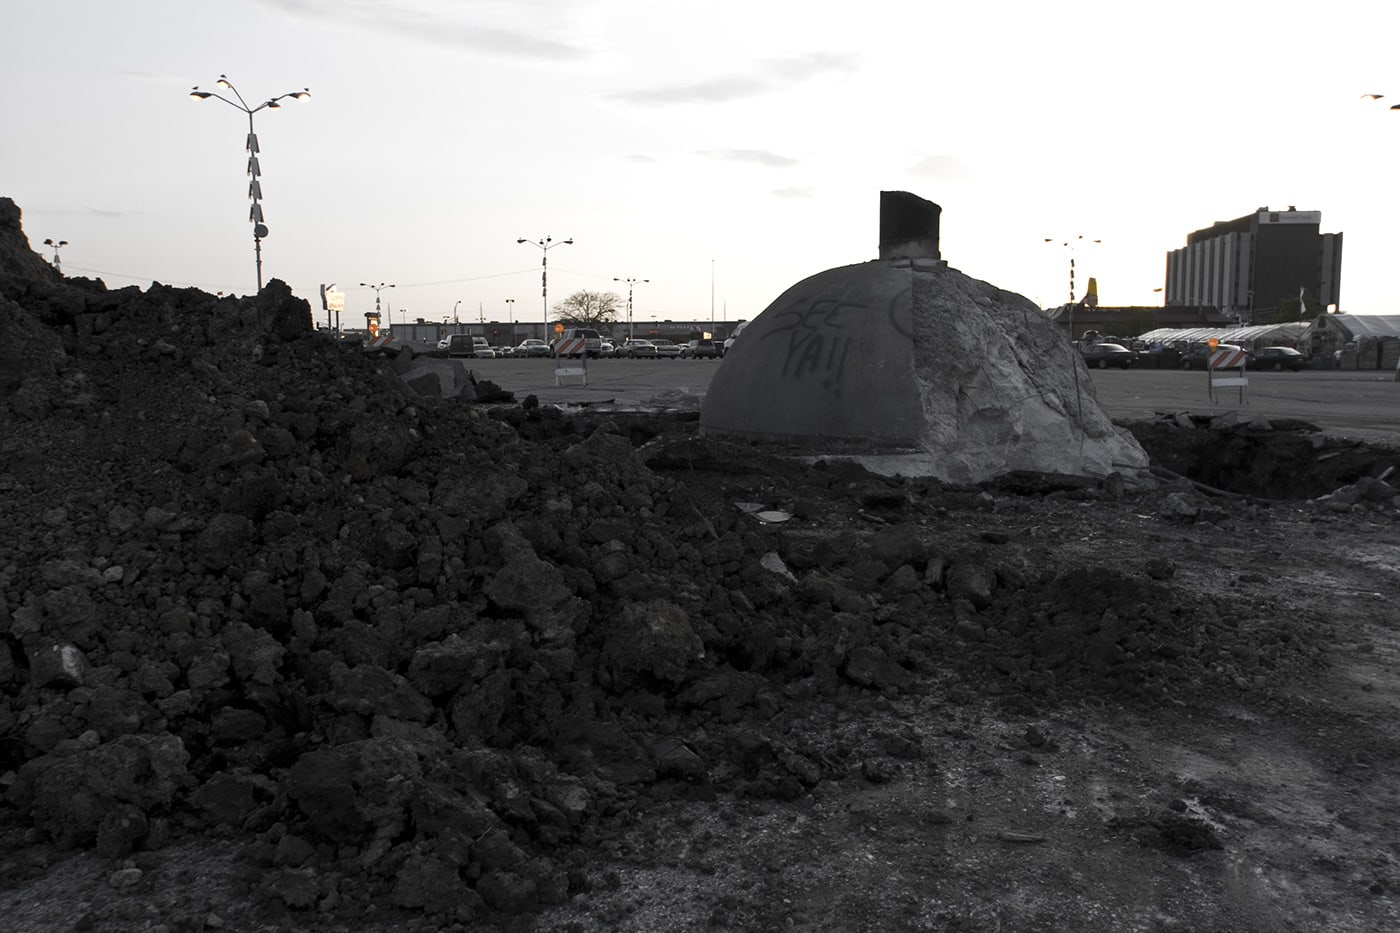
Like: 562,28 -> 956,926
189,74 -> 310,292
506,298 -> 515,341
517,236 -> 572,337
360,282 -> 394,336
360,282 -> 395,313
1044,236 -> 1101,342
613,276 -> 649,340
42,238 -> 68,274
453,300 -> 461,324
1362,94 -> 1400,381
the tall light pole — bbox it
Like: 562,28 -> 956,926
1044,236 -> 1100,343
453,300 -> 461,324
517,236 -> 572,337
360,282 -> 394,337
360,282 -> 395,314
613,277 -> 648,340
1362,93 -> 1400,381
190,75 -> 309,292
42,238 -> 68,274
506,298 -> 515,342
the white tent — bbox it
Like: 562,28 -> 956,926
1302,314 -> 1400,370
1136,321 -> 1307,349
1303,314 -> 1400,342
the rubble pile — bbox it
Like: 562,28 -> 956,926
0,197 -> 1337,928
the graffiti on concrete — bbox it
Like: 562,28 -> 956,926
765,285 -> 910,393
768,298 -> 861,391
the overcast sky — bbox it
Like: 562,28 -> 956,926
5,0 -> 1399,331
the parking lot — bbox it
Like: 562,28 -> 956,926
455,356 -> 1400,446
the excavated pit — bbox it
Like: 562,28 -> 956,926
1123,417 -> 1400,500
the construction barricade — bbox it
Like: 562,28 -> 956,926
553,337 -> 588,386
1206,345 -> 1249,405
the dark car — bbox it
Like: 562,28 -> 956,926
1248,346 -> 1307,371
1080,342 -> 1137,369
679,338 -> 719,359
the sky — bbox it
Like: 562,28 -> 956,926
5,0 -> 1400,333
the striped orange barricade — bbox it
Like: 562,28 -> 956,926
1207,345 -> 1249,404
552,337 -> 589,385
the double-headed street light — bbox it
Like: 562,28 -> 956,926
1044,236 -> 1101,308
1363,94 -> 1400,380
360,282 -> 394,336
1044,236 -> 1101,342
189,75 -> 310,292
517,236 -> 572,336
360,282 -> 395,313
613,276 -> 649,340
42,238 -> 68,274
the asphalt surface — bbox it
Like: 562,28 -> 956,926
447,356 -> 1400,446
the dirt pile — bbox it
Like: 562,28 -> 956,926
0,196 -> 1396,931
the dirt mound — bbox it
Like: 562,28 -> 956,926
0,196 -> 1391,930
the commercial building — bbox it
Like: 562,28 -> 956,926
1164,207 -> 1343,320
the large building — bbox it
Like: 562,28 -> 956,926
1164,207 -> 1343,320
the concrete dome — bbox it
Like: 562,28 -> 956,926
700,256 -> 1149,484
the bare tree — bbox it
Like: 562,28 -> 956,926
553,290 -> 621,329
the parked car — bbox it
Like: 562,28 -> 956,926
598,340 -> 616,358
1180,344 -> 1244,370
1080,342 -> 1137,369
651,339 -> 681,359
517,338 -> 551,358
620,338 -> 657,358
679,338 -> 719,359
1248,346 -> 1307,371
551,327 -> 603,358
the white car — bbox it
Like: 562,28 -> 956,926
517,339 -> 551,358
651,339 -> 681,359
